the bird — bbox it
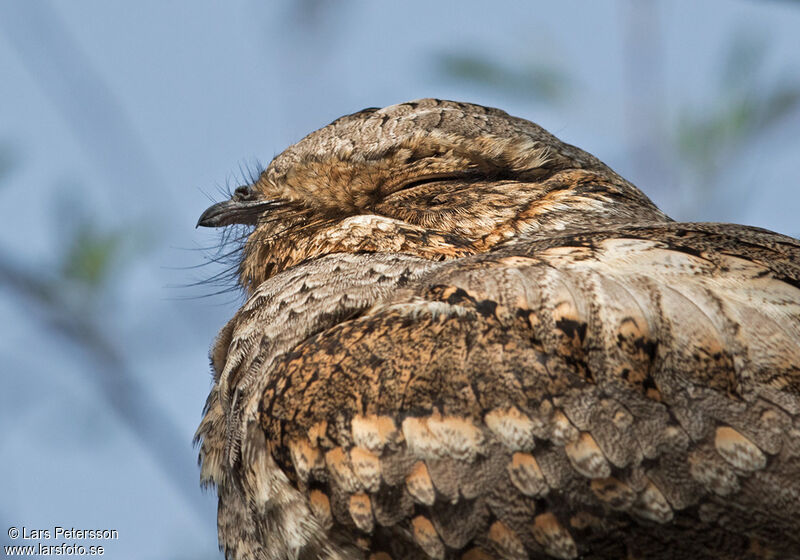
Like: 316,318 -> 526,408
195,99 -> 800,560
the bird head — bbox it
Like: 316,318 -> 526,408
198,99 -> 668,293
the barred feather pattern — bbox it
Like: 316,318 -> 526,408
195,99 -> 800,560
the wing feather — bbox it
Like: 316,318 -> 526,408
200,223 -> 800,559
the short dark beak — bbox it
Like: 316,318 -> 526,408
196,198 -> 279,228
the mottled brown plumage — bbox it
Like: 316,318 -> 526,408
195,99 -> 800,560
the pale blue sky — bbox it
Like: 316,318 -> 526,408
1,1 -> 799,558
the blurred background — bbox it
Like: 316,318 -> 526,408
1,1 -> 799,558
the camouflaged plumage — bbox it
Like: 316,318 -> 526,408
195,99 -> 800,560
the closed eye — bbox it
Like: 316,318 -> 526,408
387,172 -> 479,197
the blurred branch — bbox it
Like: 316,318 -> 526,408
436,52 -> 571,104
675,29 -> 800,204
677,86 -> 800,181
0,151 -> 204,517
433,7 -> 799,226
0,1 -> 209,521
0,244 -> 209,520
